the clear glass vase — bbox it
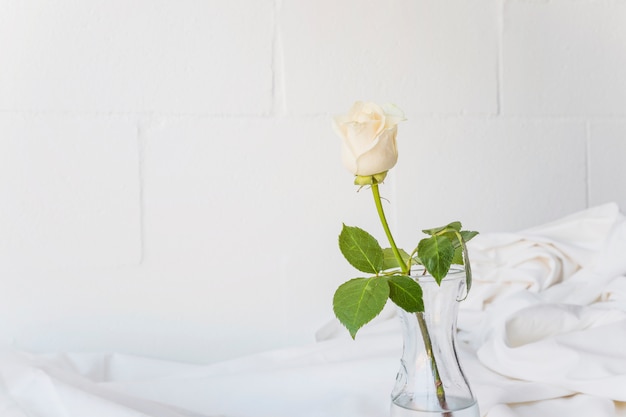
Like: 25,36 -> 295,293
390,266 -> 479,417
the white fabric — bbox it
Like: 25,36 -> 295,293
2,203 -> 626,417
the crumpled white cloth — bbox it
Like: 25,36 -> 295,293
1,203 -> 626,417
463,203 -> 626,407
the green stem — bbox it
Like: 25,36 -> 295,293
417,312 -> 449,413
371,183 -> 408,275
370,182 -> 449,413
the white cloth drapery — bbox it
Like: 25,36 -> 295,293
1,203 -> 626,417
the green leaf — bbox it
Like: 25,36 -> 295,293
417,235 -> 455,284
446,228 -> 478,299
381,248 -> 412,271
443,231 -> 461,249
338,225 -> 384,274
458,234 -> 474,300
422,221 -> 462,236
460,230 -> 479,243
387,275 -> 424,313
333,277 -> 389,339
450,231 -> 478,264
444,230 -> 479,247
451,246 -> 464,265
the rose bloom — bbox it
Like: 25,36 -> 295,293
333,101 -> 405,177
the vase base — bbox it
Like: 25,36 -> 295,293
390,398 -> 479,417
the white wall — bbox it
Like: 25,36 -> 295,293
0,0 -> 625,364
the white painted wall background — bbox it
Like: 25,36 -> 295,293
0,0 -> 625,364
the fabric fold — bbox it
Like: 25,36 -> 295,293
1,203 -> 626,417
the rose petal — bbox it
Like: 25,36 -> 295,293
353,126 -> 399,176
333,101 -> 404,176
381,103 -> 406,129
344,120 -> 384,155
331,115 -> 349,140
340,137 -> 359,174
349,102 -> 385,135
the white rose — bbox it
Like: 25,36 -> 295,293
333,101 -> 405,177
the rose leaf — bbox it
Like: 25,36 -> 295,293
339,224 -> 384,274
333,277 -> 389,339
